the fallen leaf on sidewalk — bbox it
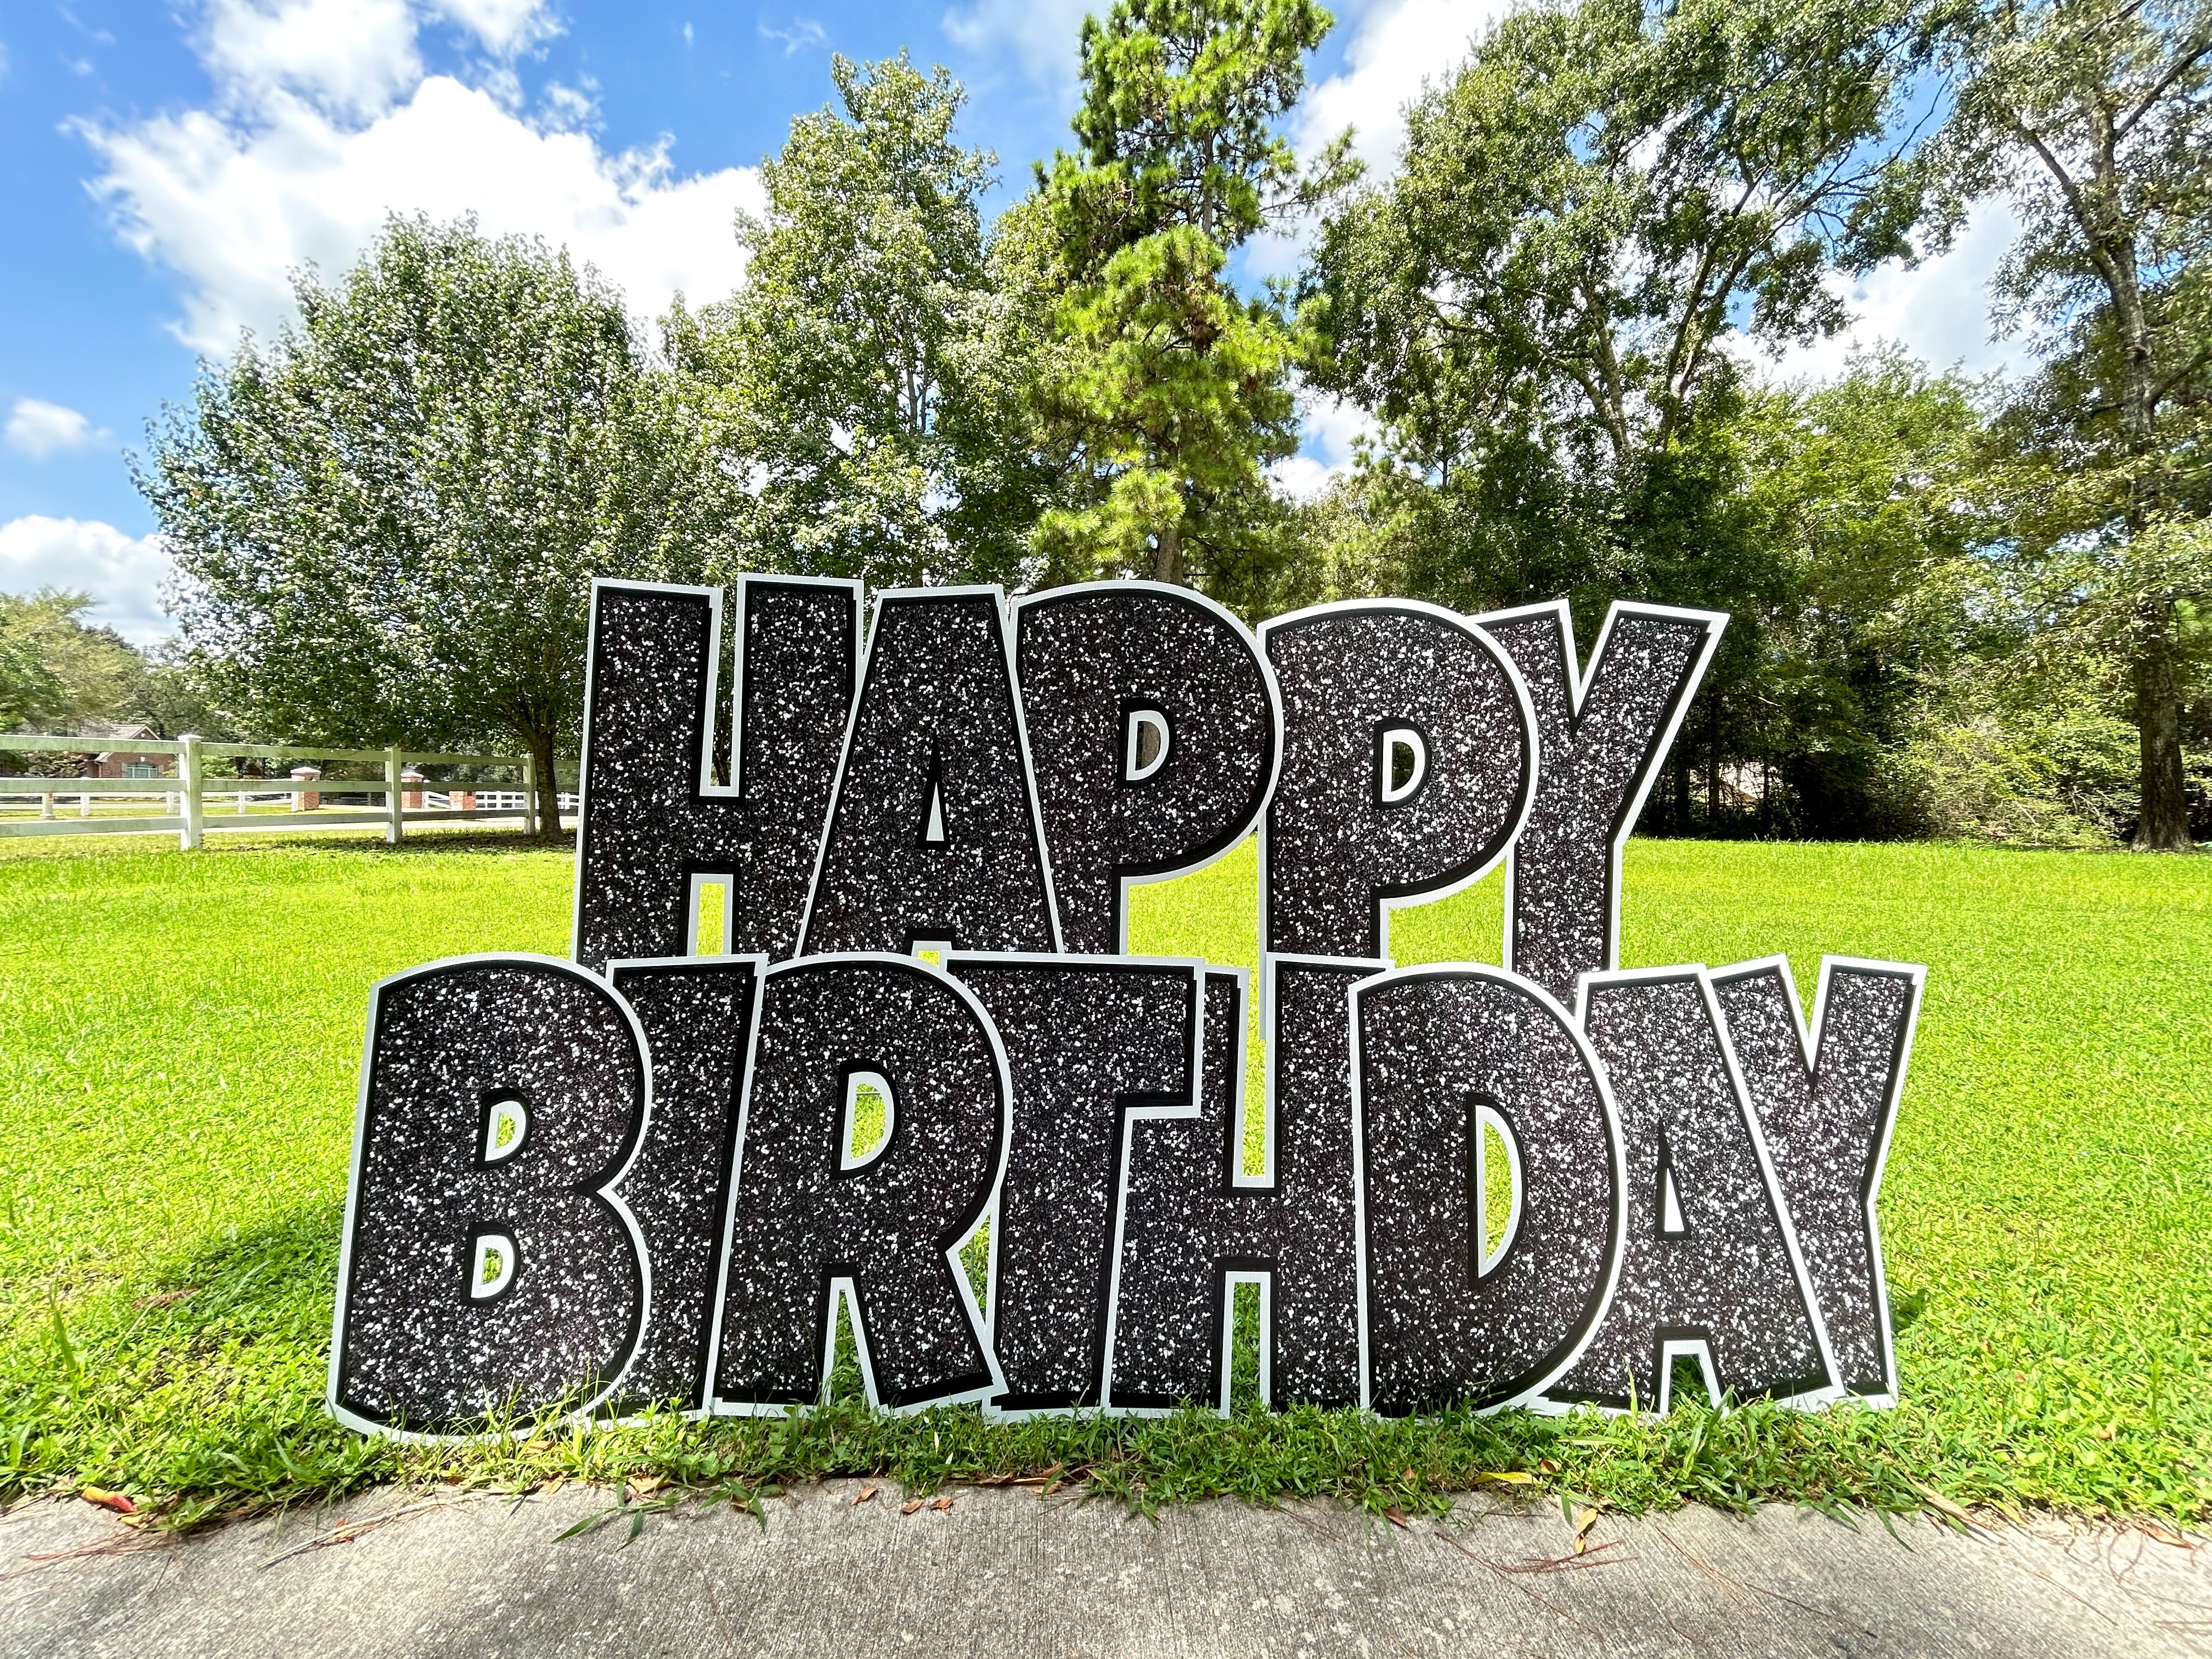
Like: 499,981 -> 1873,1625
853,1485 -> 879,1505
627,1476 -> 666,1502
79,1489 -> 136,1515
1384,1506 -> 1410,1530
930,1497 -> 955,1512
1572,1507 -> 1599,1555
900,1499 -> 924,1515
1473,1471 -> 1534,1486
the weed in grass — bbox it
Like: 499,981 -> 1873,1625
0,830 -> 2206,1525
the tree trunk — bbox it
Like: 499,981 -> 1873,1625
2132,601 -> 2192,850
1706,691 -> 1722,830
2110,256 -> 2190,851
522,725 -> 563,843
2025,105 -> 2196,851
1154,522 -> 1185,586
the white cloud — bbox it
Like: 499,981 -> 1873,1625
1762,201 -> 2034,385
1277,390 -> 1380,500
5,399 -> 105,459
758,15 -> 828,55
81,0 -> 764,354
941,0 -> 1091,91
204,0 -> 424,121
1272,454 -> 1336,502
0,518 -> 174,645
1245,0 -> 1496,283
425,0 -> 557,55
1300,0 -> 1498,182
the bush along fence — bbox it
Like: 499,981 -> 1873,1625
0,734 -> 575,848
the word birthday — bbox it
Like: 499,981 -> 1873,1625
329,579 -> 1925,1440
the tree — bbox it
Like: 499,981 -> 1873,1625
140,216 -> 718,833
1300,0 -> 1947,818
681,53 -> 1056,589
1034,0 -> 1351,608
1732,351 -> 1996,832
1934,0 -> 2212,848
1306,0 -> 1939,605
0,591 -> 144,735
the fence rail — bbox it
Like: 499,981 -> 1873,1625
0,735 -> 563,848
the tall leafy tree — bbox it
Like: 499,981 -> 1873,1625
682,53 -> 1056,588
1935,0 -> 2212,849
1306,0 -> 1938,597
1035,0 -> 1352,607
1732,351 -> 1996,832
1304,0 -> 1943,805
141,215 -> 716,832
0,591 -> 142,735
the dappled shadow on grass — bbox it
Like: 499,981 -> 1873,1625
0,827 -> 569,872
202,828 -> 571,860
8,1202 -> 2205,1530
2,1203 -> 393,1522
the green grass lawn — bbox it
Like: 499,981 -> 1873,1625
2,830 -> 2207,1526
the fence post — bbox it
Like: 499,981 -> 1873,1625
521,753 -> 538,837
178,733 -> 204,850
385,746 -> 404,845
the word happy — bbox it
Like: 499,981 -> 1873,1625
329,579 -> 1925,1438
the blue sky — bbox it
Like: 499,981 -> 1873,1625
0,0 -> 2023,645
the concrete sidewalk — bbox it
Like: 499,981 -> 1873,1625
3,1480 -> 2205,1658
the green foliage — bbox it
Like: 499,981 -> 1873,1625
1033,0 -> 1347,608
681,55 -> 1055,588
138,215 -> 722,823
1298,0 -> 1949,820
0,591 -> 146,735
1931,0 -> 2212,847
2,834 -> 2206,1524
1728,352 -> 1998,834
1887,703 -> 2139,845
1310,0 -> 1936,489
1934,0 -> 2212,366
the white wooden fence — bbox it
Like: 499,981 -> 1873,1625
0,735 -> 570,849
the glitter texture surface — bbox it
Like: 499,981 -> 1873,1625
1711,957 -> 1922,1401
1479,601 -> 1720,1005
574,580 -> 856,971
333,958 -> 647,1435
1015,585 -> 1278,953
1550,970 -> 1831,1410
710,957 -> 1005,1412
607,957 -> 762,1412
801,591 -> 1058,955
1354,967 -> 1621,1415
1261,603 -> 1532,958
1109,959 -> 1380,1410
945,956 -> 1199,1412
731,579 -> 865,956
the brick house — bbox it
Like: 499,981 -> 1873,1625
76,723 -> 176,780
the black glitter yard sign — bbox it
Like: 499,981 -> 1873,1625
329,581 -> 1925,1438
